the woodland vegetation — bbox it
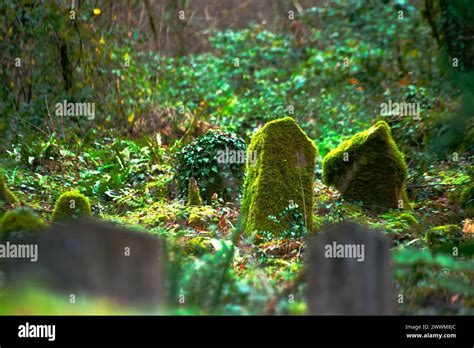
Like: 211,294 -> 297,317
0,0 -> 473,315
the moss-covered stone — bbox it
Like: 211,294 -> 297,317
177,236 -> 213,256
187,213 -> 209,229
0,173 -> 19,205
322,121 -> 410,210
425,224 -> 462,247
186,206 -> 215,229
156,213 -> 171,224
240,117 -> 317,237
186,178 -> 203,206
52,191 -> 92,222
0,208 -> 45,239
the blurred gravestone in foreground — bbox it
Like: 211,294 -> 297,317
307,222 -> 394,315
3,219 -> 166,308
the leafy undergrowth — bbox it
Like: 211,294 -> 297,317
0,1 -> 473,315
0,137 -> 472,315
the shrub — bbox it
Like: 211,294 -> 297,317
176,130 -> 247,204
52,191 -> 92,222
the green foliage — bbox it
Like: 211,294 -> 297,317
0,0 -> 472,315
460,185 -> 474,210
186,205 -> 215,229
427,79 -> 474,157
241,117 -> 317,237
393,248 -> 474,313
373,210 -> 422,244
84,136 -> 167,197
181,236 -> 213,256
0,172 -> 19,205
322,121 -> 410,210
260,201 -> 308,242
424,224 -> 462,247
176,130 -> 247,203
1,1 -> 107,130
165,230 -> 239,313
396,212 -> 419,226
448,182 -> 474,217
187,213 -> 209,230
52,191 -> 92,222
0,208 -> 45,240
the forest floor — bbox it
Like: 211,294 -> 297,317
1,131 -> 472,315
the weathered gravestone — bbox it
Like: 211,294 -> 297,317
240,117 -> 317,237
322,121 -> 411,210
307,222 -> 394,315
3,219 -> 167,308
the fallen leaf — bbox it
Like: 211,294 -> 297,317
348,77 -> 360,85
462,219 -> 474,234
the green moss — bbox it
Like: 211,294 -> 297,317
460,185 -> 473,209
448,183 -> 473,217
177,236 -> 212,256
156,213 -> 171,223
187,213 -> 209,229
241,117 -> 318,237
396,212 -> 419,226
52,191 -> 92,222
187,206 -> 215,229
186,178 -> 203,206
322,121 -> 411,210
460,185 -> 474,217
425,224 -> 462,247
187,237 -> 212,255
0,208 -> 45,239
0,173 -> 19,205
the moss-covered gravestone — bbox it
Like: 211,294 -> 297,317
0,208 -> 45,240
241,117 -> 317,237
52,191 -> 92,222
322,121 -> 410,210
